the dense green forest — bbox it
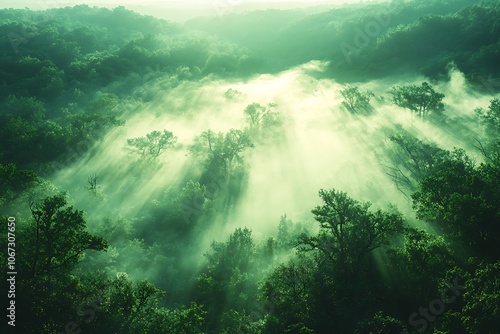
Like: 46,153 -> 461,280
0,1 -> 499,333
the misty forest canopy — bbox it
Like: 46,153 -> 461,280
0,0 -> 499,333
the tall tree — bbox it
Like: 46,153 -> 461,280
412,149 -> 500,259
296,190 -> 403,333
189,129 -> 253,172
298,189 -> 403,277
127,129 -> 177,159
339,85 -> 374,115
388,82 -> 445,117
25,194 -> 108,278
196,228 -> 257,331
1,194 -> 108,332
476,98 -> 500,135
385,132 -> 449,194
475,98 -> 500,164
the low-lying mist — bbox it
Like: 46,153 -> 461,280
49,59 -> 495,288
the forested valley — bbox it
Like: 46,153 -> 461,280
0,0 -> 499,333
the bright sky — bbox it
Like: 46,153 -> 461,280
0,0 -> 367,21
0,0 -> 363,8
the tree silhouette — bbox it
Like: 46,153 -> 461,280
189,129 -> 253,172
127,129 -> 177,159
85,173 -> 100,196
298,189 -> 403,277
389,82 -> 444,117
26,194 -> 108,278
339,86 -> 374,114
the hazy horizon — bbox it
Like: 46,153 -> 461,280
0,0 -> 378,21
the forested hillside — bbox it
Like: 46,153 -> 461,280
187,0 -> 500,83
0,1 -> 499,333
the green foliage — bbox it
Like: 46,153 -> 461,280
0,95 -> 63,165
385,227 -> 456,313
187,0 -> 497,83
0,56 -> 64,101
340,86 -> 374,115
354,311 -> 407,334
277,214 -> 310,248
388,82 -> 445,117
244,102 -> 278,127
186,128 -> 254,218
0,163 -> 39,208
412,149 -> 500,259
24,194 -> 108,277
259,258 -> 315,332
127,130 -> 177,159
0,93 -> 126,169
94,216 -> 135,244
284,322 -> 315,334
243,102 -> 284,143
476,98 -> 500,163
385,132 -> 449,193
335,2 -> 500,82
70,272 -> 207,334
220,309 -> 261,334
0,194 -> 108,333
64,93 -> 125,140
196,227 -> 268,332
189,129 -> 254,171
298,189 -> 404,276
224,88 -> 244,102
159,302 -> 207,334
202,227 -> 255,288
102,274 -> 164,332
149,179 -> 215,238
476,98 -> 500,134
291,190 -> 404,332
173,180 -> 214,226
457,261 -> 500,333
